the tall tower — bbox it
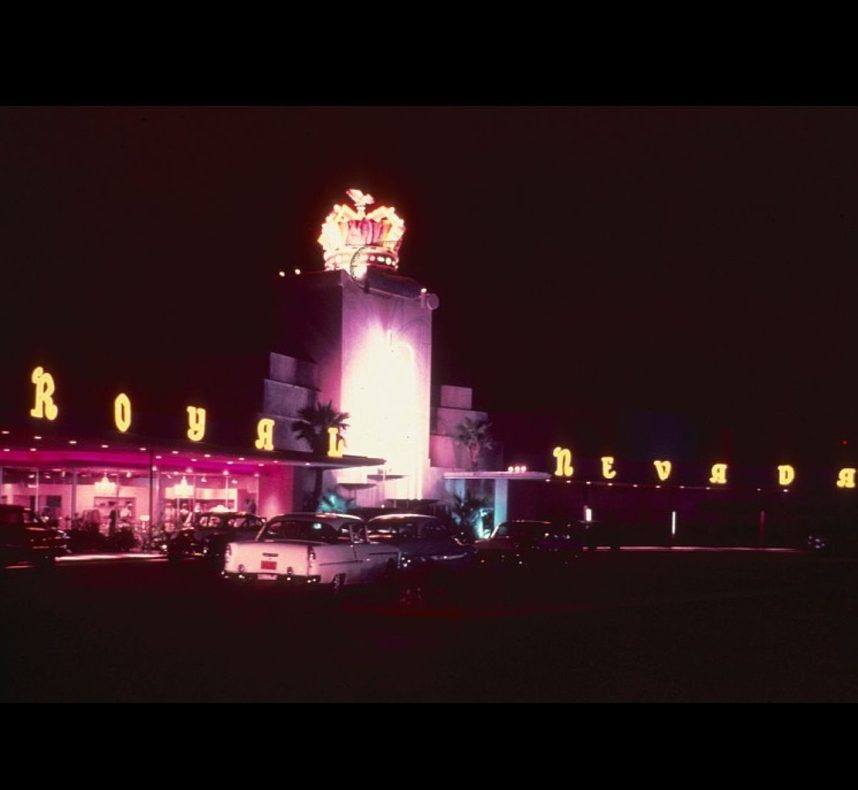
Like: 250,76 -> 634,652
277,188 -> 438,502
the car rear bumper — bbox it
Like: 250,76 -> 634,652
222,570 -> 322,585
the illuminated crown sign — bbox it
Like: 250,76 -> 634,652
317,188 -> 405,277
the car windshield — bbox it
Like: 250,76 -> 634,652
226,516 -> 260,529
0,509 -> 22,527
259,519 -> 346,544
194,513 -> 259,529
496,522 -> 551,539
195,514 -> 229,528
368,518 -> 447,540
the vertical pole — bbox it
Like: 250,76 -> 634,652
34,468 -> 39,513
0,466 -> 4,504
71,469 -> 77,522
148,451 -> 155,545
494,477 -> 508,531
759,509 -> 766,547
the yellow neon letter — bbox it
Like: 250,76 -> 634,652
552,446 -> 573,478
601,456 -> 616,479
709,463 -> 728,485
30,366 -> 58,421
836,468 -> 856,489
777,464 -> 795,486
653,460 -> 672,482
327,426 -> 345,458
114,393 -> 132,433
186,406 -> 206,442
255,418 -> 275,451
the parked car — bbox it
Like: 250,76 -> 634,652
223,512 -> 400,592
367,513 -> 476,574
0,504 -> 69,567
579,518 -> 622,551
806,519 -> 858,556
167,511 -> 265,565
475,519 -> 584,568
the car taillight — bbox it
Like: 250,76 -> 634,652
307,546 -> 316,561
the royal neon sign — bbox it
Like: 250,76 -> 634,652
114,393 -> 132,433
30,366 -> 58,421
186,406 -> 206,442
327,427 -> 345,458
255,418 -> 275,451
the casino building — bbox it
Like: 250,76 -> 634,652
0,188 -> 505,541
2,188 -> 854,547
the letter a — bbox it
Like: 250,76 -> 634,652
709,463 -> 728,485
255,418 -> 275,451
836,468 -> 856,489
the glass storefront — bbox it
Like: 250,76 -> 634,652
154,468 -> 260,533
1,447 -> 283,552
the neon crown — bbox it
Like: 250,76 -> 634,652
317,188 -> 405,275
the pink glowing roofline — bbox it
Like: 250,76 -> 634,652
0,439 -> 383,475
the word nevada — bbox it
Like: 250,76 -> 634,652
551,446 -> 856,490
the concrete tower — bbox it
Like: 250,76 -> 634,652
272,189 -> 438,504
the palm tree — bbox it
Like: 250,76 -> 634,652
292,401 -> 349,509
451,493 -> 493,540
454,416 -> 494,471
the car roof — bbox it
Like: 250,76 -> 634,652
272,512 -> 364,522
368,513 -> 437,522
197,511 -> 258,518
501,520 -> 552,527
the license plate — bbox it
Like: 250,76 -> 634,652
257,573 -> 278,581
260,560 -> 277,570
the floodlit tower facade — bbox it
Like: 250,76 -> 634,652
275,189 -> 438,502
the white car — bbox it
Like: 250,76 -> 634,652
223,512 -> 401,591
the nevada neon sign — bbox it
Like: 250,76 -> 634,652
550,445 -> 853,491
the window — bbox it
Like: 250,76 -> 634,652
420,520 -> 449,539
0,508 -> 22,527
261,518 -> 342,544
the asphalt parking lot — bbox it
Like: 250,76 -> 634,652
2,549 -> 858,702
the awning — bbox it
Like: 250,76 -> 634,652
0,431 -> 385,473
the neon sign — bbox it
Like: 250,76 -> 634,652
709,463 -> 728,485
186,406 -> 206,442
30,367 -> 58,421
600,456 -> 617,479
255,418 -> 275,451
114,393 -> 132,433
327,426 -> 345,458
837,468 -> 856,489
777,465 -> 795,486
317,188 -> 406,275
653,460 -> 672,482
553,446 -> 573,477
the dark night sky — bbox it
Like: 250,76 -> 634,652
1,107 -> 856,466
